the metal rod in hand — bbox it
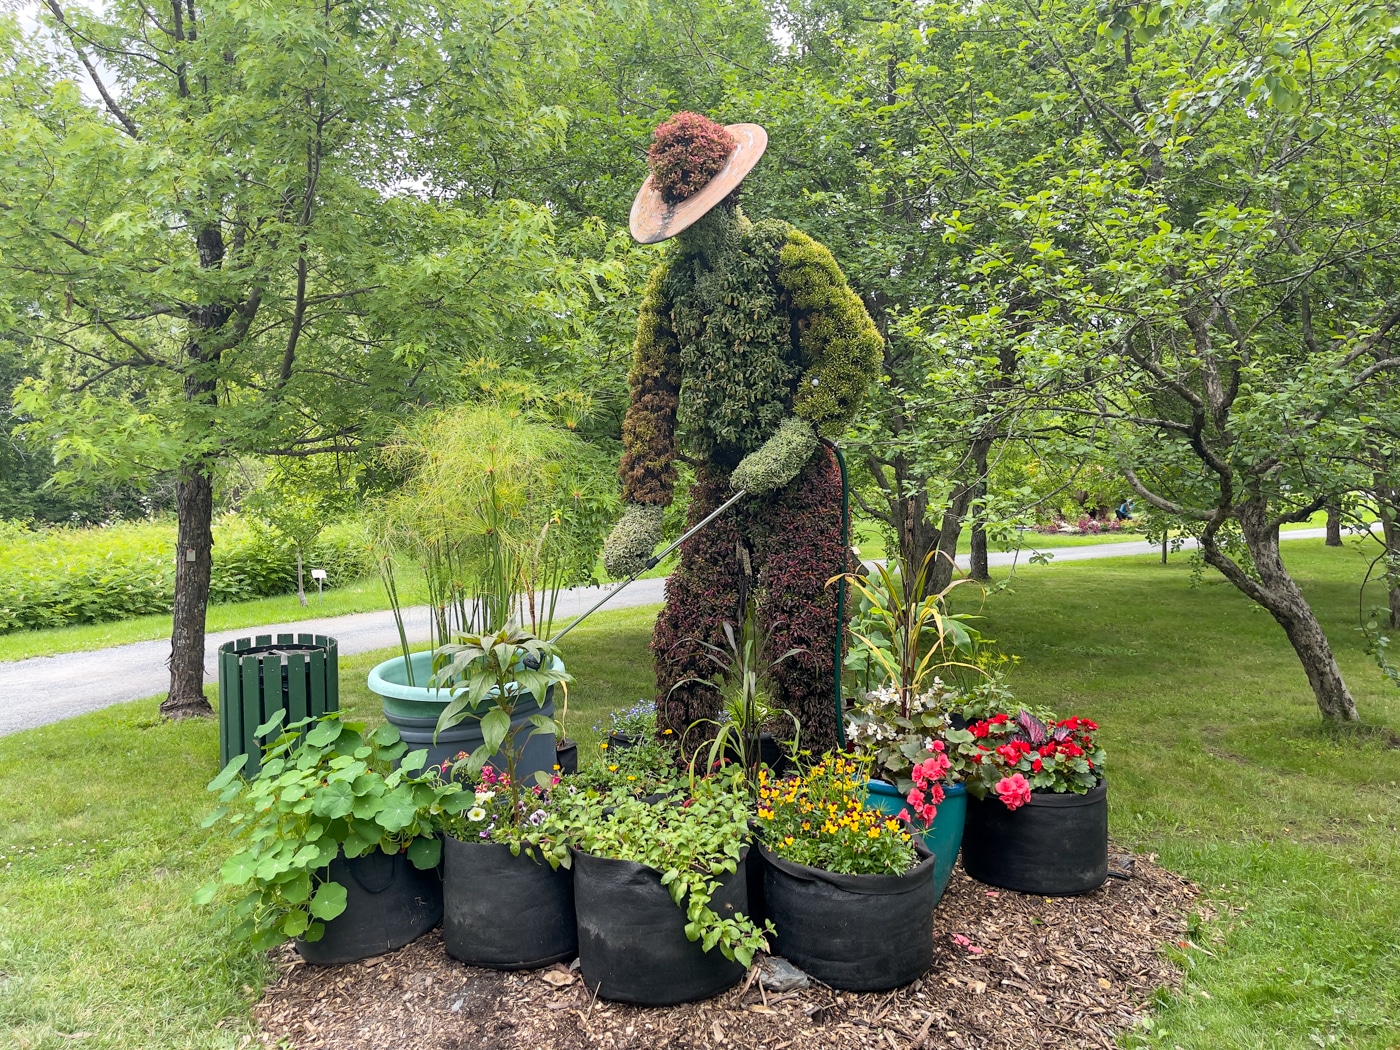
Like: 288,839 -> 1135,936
549,488 -> 749,643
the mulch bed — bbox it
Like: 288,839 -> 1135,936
253,851 -> 1195,1050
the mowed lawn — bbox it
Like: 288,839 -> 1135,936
1,543 -> 1398,1048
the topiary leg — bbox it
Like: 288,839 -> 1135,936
752,447 -> 848,756
651,466 -> 750,744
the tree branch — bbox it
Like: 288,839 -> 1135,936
41,0 -> 141,139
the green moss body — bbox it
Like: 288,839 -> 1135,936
618,206 -> 881,503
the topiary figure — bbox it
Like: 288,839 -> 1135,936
603,114 -> 882,753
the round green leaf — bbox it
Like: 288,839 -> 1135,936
308,880 -> 348,921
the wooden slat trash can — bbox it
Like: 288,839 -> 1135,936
217,633 -> 339,775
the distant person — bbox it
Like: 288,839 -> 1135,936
1115,499 -> 1134,521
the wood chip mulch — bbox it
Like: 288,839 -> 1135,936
252,851 -> 1195,1050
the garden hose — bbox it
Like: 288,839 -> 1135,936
829,440 -> 850,750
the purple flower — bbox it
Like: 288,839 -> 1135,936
528,809 -> 546,826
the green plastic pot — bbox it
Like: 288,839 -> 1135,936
366,651 -> 559,777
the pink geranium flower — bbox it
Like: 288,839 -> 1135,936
995,773 -> 1032,810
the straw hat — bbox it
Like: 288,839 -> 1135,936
629,123 -> 768,245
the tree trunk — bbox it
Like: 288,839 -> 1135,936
887,460 -> 939,586
969,516 -> 989,581
296,546 -> 307,607
161,224 -> 229,720
1201,500 -> 1359,723
925,484 -> 973,595
1379,498 -> 1400,628
1325,504 -> 1342,546
162,460 -> 216,718
969,440 -> 990,582
925,435 -> 994,594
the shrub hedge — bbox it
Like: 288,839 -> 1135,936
0,516 -> 374,633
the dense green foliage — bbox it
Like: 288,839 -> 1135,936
0,516 -> 371,633
196,715 -> 452,950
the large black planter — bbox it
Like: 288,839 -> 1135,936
572,847 -> 749,1005
443,837 -> 576,970
759,840 -> 937,992
960,779 -> 1108,896
296,847 -> 442,966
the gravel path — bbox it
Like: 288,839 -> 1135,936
0,527 -> 1344,736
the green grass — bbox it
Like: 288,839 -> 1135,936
4,542 -> 1400,1047
950,539 -> 1400,1049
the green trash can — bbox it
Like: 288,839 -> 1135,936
218,633 -> 338,775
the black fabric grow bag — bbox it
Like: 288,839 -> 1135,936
443,837 -> 577,970
960,778 -> 1108,896
296,847 -> 442,966
572,847 -> 749,1005
759,839 -> 937,992
555,739 -> 579,775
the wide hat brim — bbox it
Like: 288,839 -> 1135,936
629,123 -> 768,245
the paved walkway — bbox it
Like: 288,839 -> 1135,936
0,526 -> 1348,736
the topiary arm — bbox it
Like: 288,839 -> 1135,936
618,261 -> 682,506
729,417 -> 818,495
606,263 -> 680,578
776,228 -> 883,436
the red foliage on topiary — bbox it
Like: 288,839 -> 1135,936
647,112 -> 737,205
652,448 -> 851,755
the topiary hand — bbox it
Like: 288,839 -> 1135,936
730,418 -> 818,495
603,503 -> 665,578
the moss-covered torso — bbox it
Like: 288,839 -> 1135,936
618,204 -> 882,505
667,210 -> 793,464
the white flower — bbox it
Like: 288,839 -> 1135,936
467,806 -> 487,822
475,789 -> 495,803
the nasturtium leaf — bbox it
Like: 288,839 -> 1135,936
255,710 -> 288,739
281,910 -> 310,937
281,871 -> 312,904
400,749 -> 428,774
192,881 -> 219,905
375,792 -> 418,832
220,852 -> 258,885
342,828 -> 378,858
352,793 -> 385,820
406,836 -> 441,869
312,781 -> 355,819
207,754 -> 248,793
308,881 -> 348,920
370,724 -> 401,747
305,720 -> 343,748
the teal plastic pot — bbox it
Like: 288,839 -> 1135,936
863,779 -> 966,905
366,651 -> 558,778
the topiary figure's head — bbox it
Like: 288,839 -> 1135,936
647,113 -> 737,205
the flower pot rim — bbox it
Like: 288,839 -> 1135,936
755,836 -> 934,893
571,843 -> 748,879
367,650 -> 565,705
